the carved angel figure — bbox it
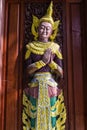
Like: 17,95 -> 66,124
22,1 -> 66,130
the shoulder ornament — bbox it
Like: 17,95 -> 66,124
50,43 -> 63,59
25,44 -> 31,60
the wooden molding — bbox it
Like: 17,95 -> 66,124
66,0 -> 82,3
65,2 -> 85,130
0,0 -> 5,130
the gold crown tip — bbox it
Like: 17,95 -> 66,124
50,1 -> 53,6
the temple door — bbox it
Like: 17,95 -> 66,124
0,0 -> 86,130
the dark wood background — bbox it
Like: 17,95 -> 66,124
0,0 -> 87,130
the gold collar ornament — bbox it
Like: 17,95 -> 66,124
31,1 -> 60,41
25,41 -> 63,60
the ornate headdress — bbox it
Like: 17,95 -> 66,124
31,1 -> 60,41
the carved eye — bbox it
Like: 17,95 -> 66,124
46,27 -> 50,31
40,25 -> 44,30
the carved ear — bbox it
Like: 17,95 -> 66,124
32,15 -> 40,27
53,20 -> 60,30
31,15 -> 40,40
50,20 -> 60,41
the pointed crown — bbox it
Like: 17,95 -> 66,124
39,1 -> 54,26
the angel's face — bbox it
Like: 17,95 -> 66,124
38,22 -> 52,42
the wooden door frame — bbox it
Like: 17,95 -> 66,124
0,0 -> 5,130
65,0 -> 85,129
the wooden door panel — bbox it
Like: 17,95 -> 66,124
71,4 -> 84,130
0,0 -> 85,130
71,5 -> 84,130
65,2 -> 85,130
5,3 -> 19,130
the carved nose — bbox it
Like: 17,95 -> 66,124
44,28 -> 46,32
